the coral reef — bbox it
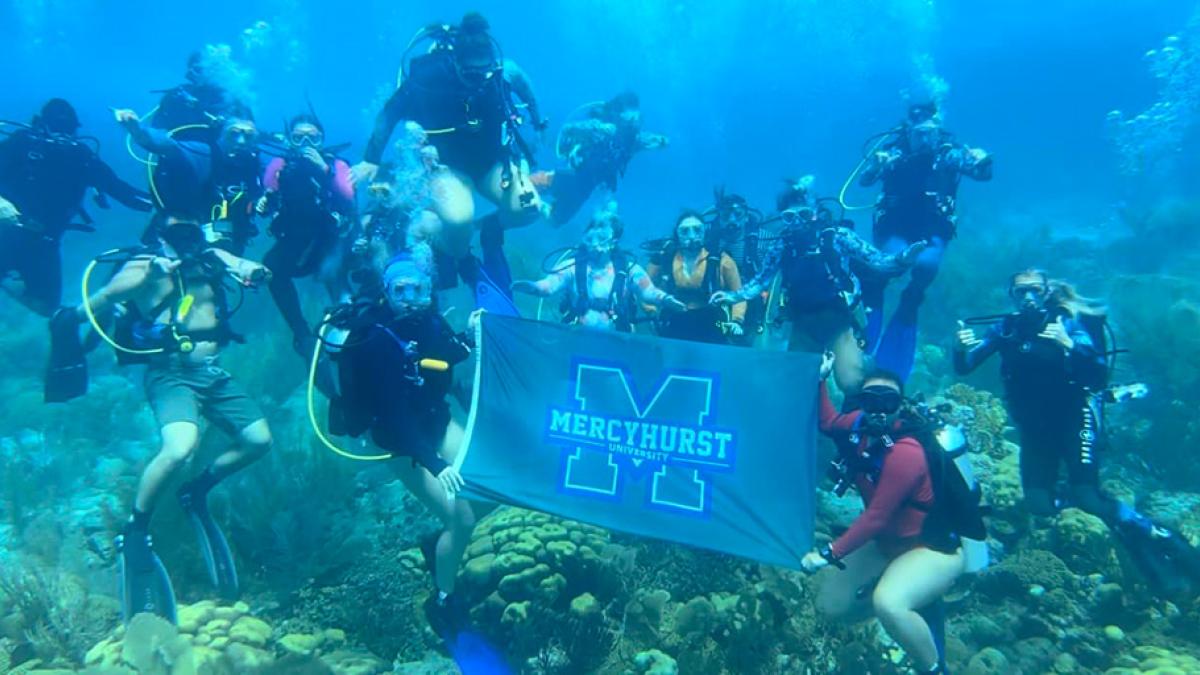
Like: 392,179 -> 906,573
76,602 -> 387,675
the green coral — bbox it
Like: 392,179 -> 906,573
1048,508 -> 1123,580
459,508 -> 631,671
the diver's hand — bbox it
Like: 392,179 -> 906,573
662,295 -> 687,313
727,321 -> 744,337
511,280 -> 539,296
149,256 -> 182,278
436,466 -> 466,495
113,108 -> 141,130
0,197 -> 20,225
801,551 -> 830,574
709,291 -> 738,307
820,351 -> 836,380
899,240 -> 929,266
1038,316 -> 1075,350
302,147 -> 329,173
350,161 -> 379,186
233,261 -> 271,286
255,195 -> 271,215
467,309 -> 484,333
955,320 -> 981,352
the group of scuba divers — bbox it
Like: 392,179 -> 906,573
4,11 -> 1199,674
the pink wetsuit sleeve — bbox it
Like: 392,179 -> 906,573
830,439 -> 926,559
818,381 -> 860,434
263,157 -> 285,191
332,159 -> 355,203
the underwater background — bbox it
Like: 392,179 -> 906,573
2,0 -> 1200,673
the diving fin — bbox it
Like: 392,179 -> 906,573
116,524 -> 178,624
45,307 -> 88,403
474,269 -> 520,318
1117,518 -> 1200,598
427,593 -> 512,675
179,485 -> 239,600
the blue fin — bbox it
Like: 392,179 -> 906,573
449,630 -> 514,675
475,268 -> 520,318
117,529 -> 178,625
181,491 -> 239,600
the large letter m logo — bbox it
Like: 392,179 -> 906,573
545,362 -> 737,516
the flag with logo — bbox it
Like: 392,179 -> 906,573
457,314 -> 819,569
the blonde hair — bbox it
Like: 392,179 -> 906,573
1010,268 -> 1106,319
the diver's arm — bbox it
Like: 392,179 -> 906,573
130,124 -> 177,156
946,145 -> 993,181
504,60 -> 546,130
838,229 -> 908,276
719,254 -> 747,323
209,249 -> 271,286
513,266 -> 572,298
629,264 -> 670,306
858,150 -> 892,186
89,158 -> 153,212
78,258 -> 155,316
829,439 -> 926,559
953,325 -> 1001,374
1063,318 -> 1108,384
817,380 -> 859,434
636,132 -> 669,151
722,241 -> 781,303
363,87 -> 412,165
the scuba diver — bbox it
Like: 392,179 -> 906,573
855,103 -> 992,380
512,206 -> 685,331
320,248 -> 482,643
955,269 -> 1200,597
535,91 -> 669,227
150,51 -> 254,142
644,210 -> 745,344
0,99 -> 152,316
804,364 -> 986,674
258,113 -> 356,357
706,188 -> 767,343
354,12 -> 547,266
711,180 -> 926,393
115,108 -> 264,255
48,220 -> 272,623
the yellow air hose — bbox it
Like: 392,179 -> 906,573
80,253 -> 164,355
837,136 -> 891,212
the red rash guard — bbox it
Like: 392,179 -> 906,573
818,381 -> 934,559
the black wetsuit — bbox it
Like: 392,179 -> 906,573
137,127 -> 263,254
262,154 -> 354,347
365,52 -> 512,182
0,129 -> 151,312
333,308 -> 471,474
549,121 -> 646,226
954,308 -> 1113,517
151,83 -> 242,142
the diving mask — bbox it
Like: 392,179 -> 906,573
855,386 -> 904,416
289,129 -> 324,148
1010,282 -> 1048,312
677,219 -> 706,250
780,207 -> 816,228
582,228 -> 616,256
383,258 -> 433,314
